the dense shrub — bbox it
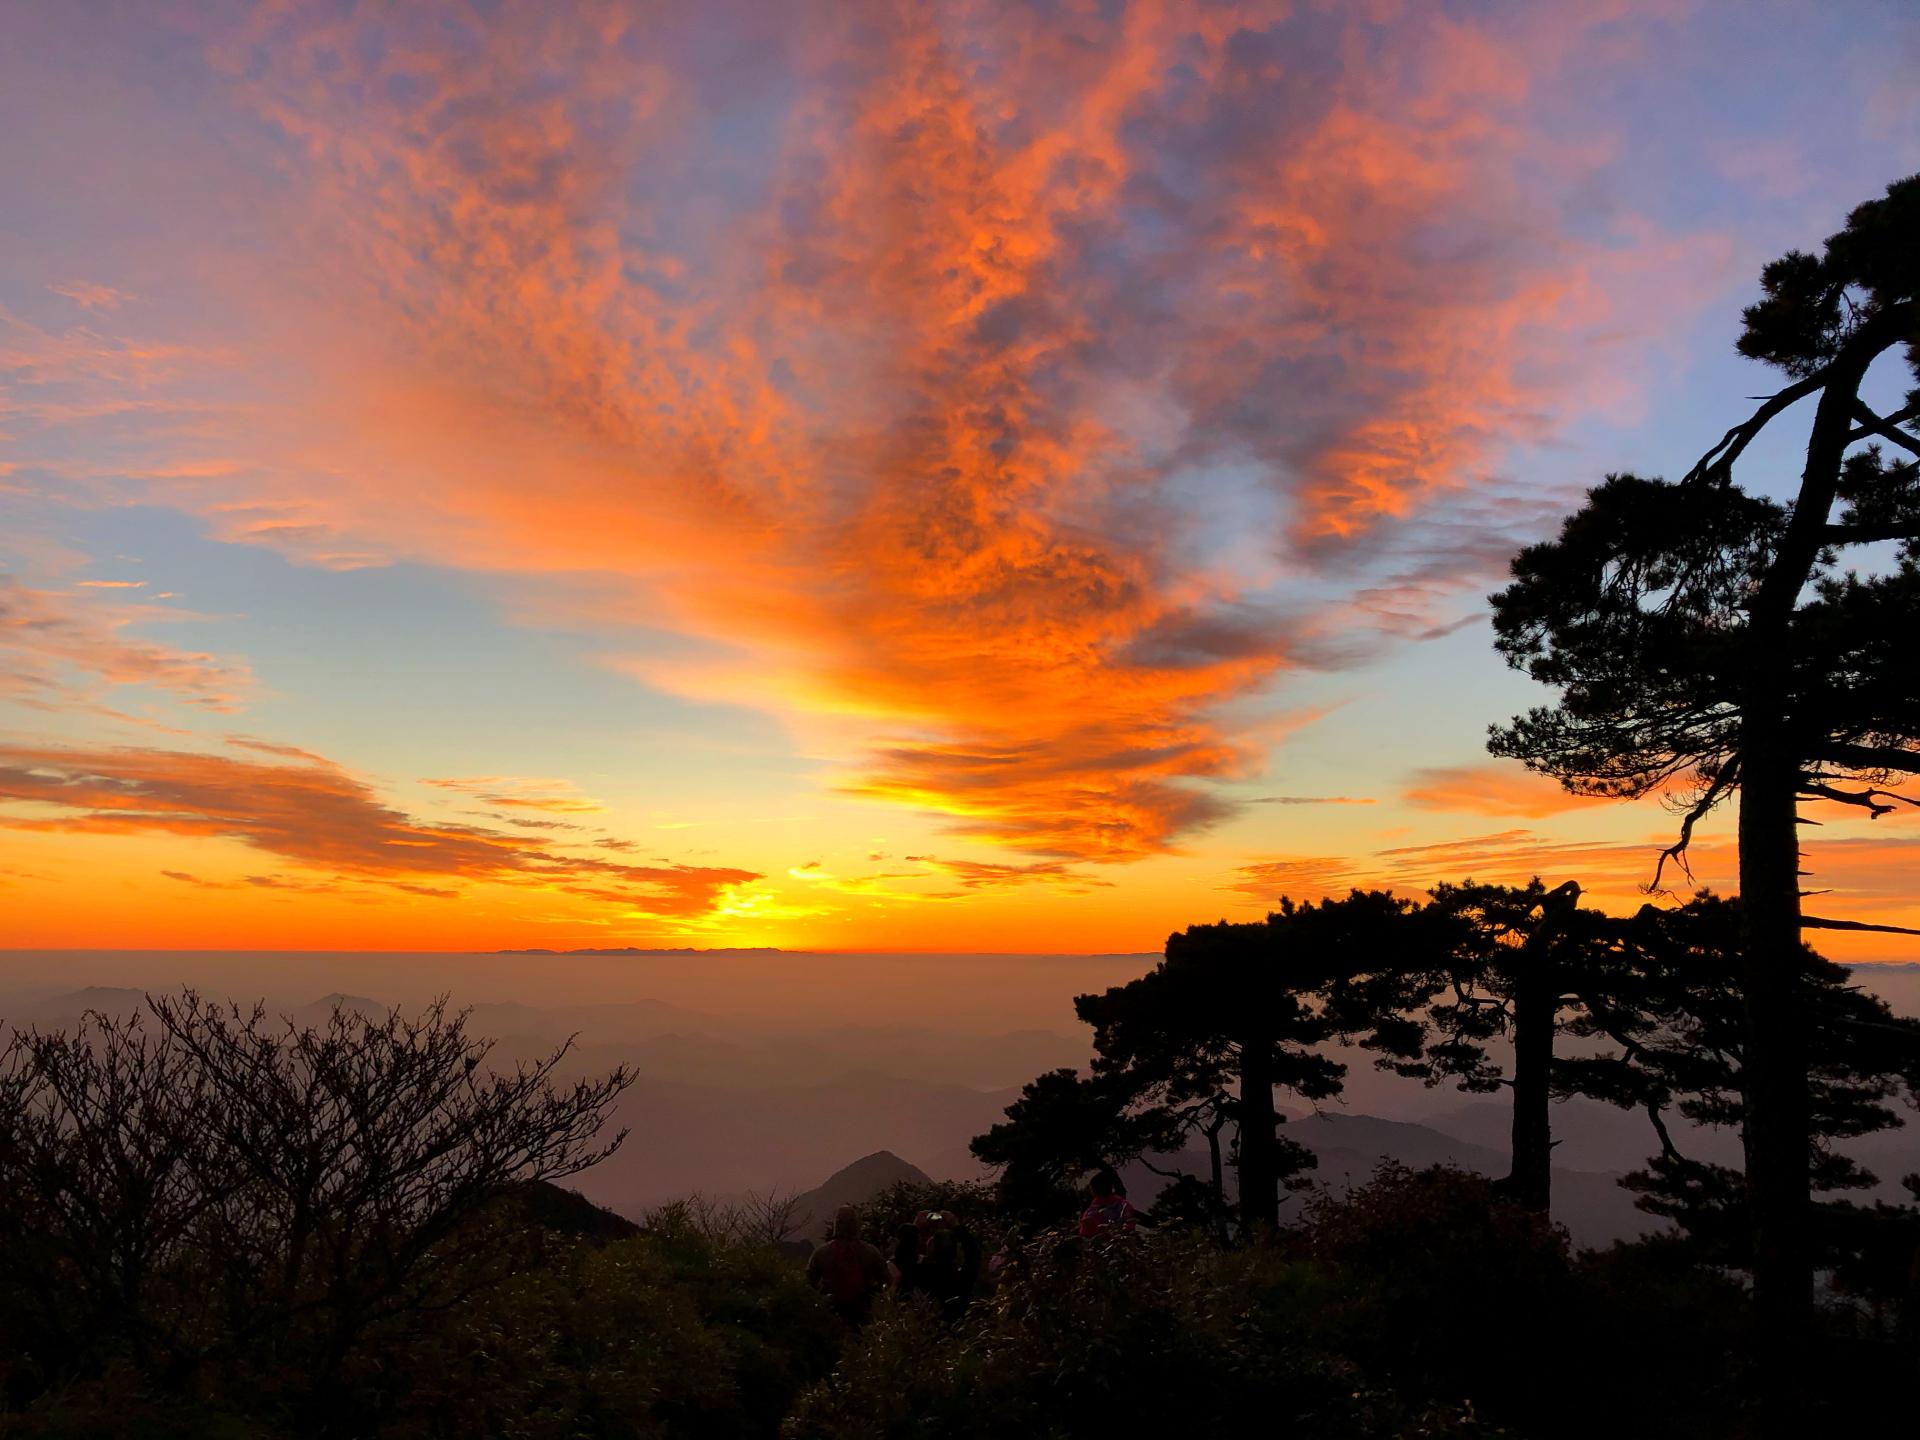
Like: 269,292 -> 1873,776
2,1218 -> 844,1440
782,1225 -> 1499,1440
1292,1164 -> 1573,1421
369,1224 -> 843,1440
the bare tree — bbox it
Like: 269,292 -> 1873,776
0,992 -> 632,1425
644,1187 -> 806,1247
735,1188 -> 807,1246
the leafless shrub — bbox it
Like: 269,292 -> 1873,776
644,1187 -> 807,1247
0,991 -> 632,1404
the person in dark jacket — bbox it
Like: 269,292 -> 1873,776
915,1211 -> 981,1321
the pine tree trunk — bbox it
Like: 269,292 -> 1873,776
1237,1036 -> 1278,1232
1507,882 -> 1576,1212
1206,1110 -> 1228,1241
1737,741 -> 1811,1415
1507,956 -> 1555,1212
1733,329 -> 1881,1409
1206,1111 -> 1226,1212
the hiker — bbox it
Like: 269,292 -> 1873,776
915,1210 -> 981,1321
1077,1169 -> 1140,1238
806,1204 -> 889,1326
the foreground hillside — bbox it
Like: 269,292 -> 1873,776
12,1164 -> 1909,1440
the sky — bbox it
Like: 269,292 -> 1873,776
3,0 -> 1919,959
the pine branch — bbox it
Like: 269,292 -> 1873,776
1810,743 -> 1920,775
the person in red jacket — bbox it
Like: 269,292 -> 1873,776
1077,1170 -> 1140,1237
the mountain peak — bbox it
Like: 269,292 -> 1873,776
818,1150 -> 929,1191
790,1150 -> 932,1237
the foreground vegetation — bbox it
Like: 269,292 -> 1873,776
0,947 -> 1914,1437
6,1146 -> 1914,1439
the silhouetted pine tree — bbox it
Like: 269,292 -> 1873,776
1487,175 -> 1920,1372
1564,895 -> 1920,1287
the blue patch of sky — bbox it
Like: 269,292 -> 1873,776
51,505 -> 809,795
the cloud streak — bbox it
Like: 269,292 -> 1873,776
1401,763 -> 1623,819
0,740 -> 760,924
421,776 -> 606,814
0,577 -> 249,714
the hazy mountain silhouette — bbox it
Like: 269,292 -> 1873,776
573,1073 -> 1011,1216
290,993 -> 386,1026
14,986 -> 150,1023
1117,1110 -> 1658,1249
1419,1095 -> 1745,1174
1418,1095 -> 1916,1206
788,1151 -> 932,1238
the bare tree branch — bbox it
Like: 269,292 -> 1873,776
1801,915 -> 1920,938
1822,521 -> 1920,545
1848,401 -> 1920,457
1649,754 -> 1740,893
1681,371 -> 1834,488
1798,780 -> 1920,818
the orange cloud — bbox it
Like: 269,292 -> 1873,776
1402,763 -> 1624,818
904,854 -> 1112,893
23,3 -> 1727,868
0,740 -> 759,923
1232,828 -> 1724,909
1226,856 -> 1368,905
420,776 -> 605,814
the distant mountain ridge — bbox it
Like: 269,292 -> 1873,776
495,947 -> 784,955
1119,1109 -> 1658,1250
14,986 -> 150,1019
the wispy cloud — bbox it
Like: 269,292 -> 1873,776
0,739 -> 760,924
1401,763 -> 1619,819
1250,795 -> 1377,807
905,854 -> 1112,893
49,280 -> 131,311
421,775 -> 605,814
0,577 -> 249,713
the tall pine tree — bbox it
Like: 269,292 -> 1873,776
1489,176 -> 1920,1380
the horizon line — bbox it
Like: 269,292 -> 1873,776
0,946 -> 1168,959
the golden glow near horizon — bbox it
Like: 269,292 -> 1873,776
4,2 -> 1919,958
